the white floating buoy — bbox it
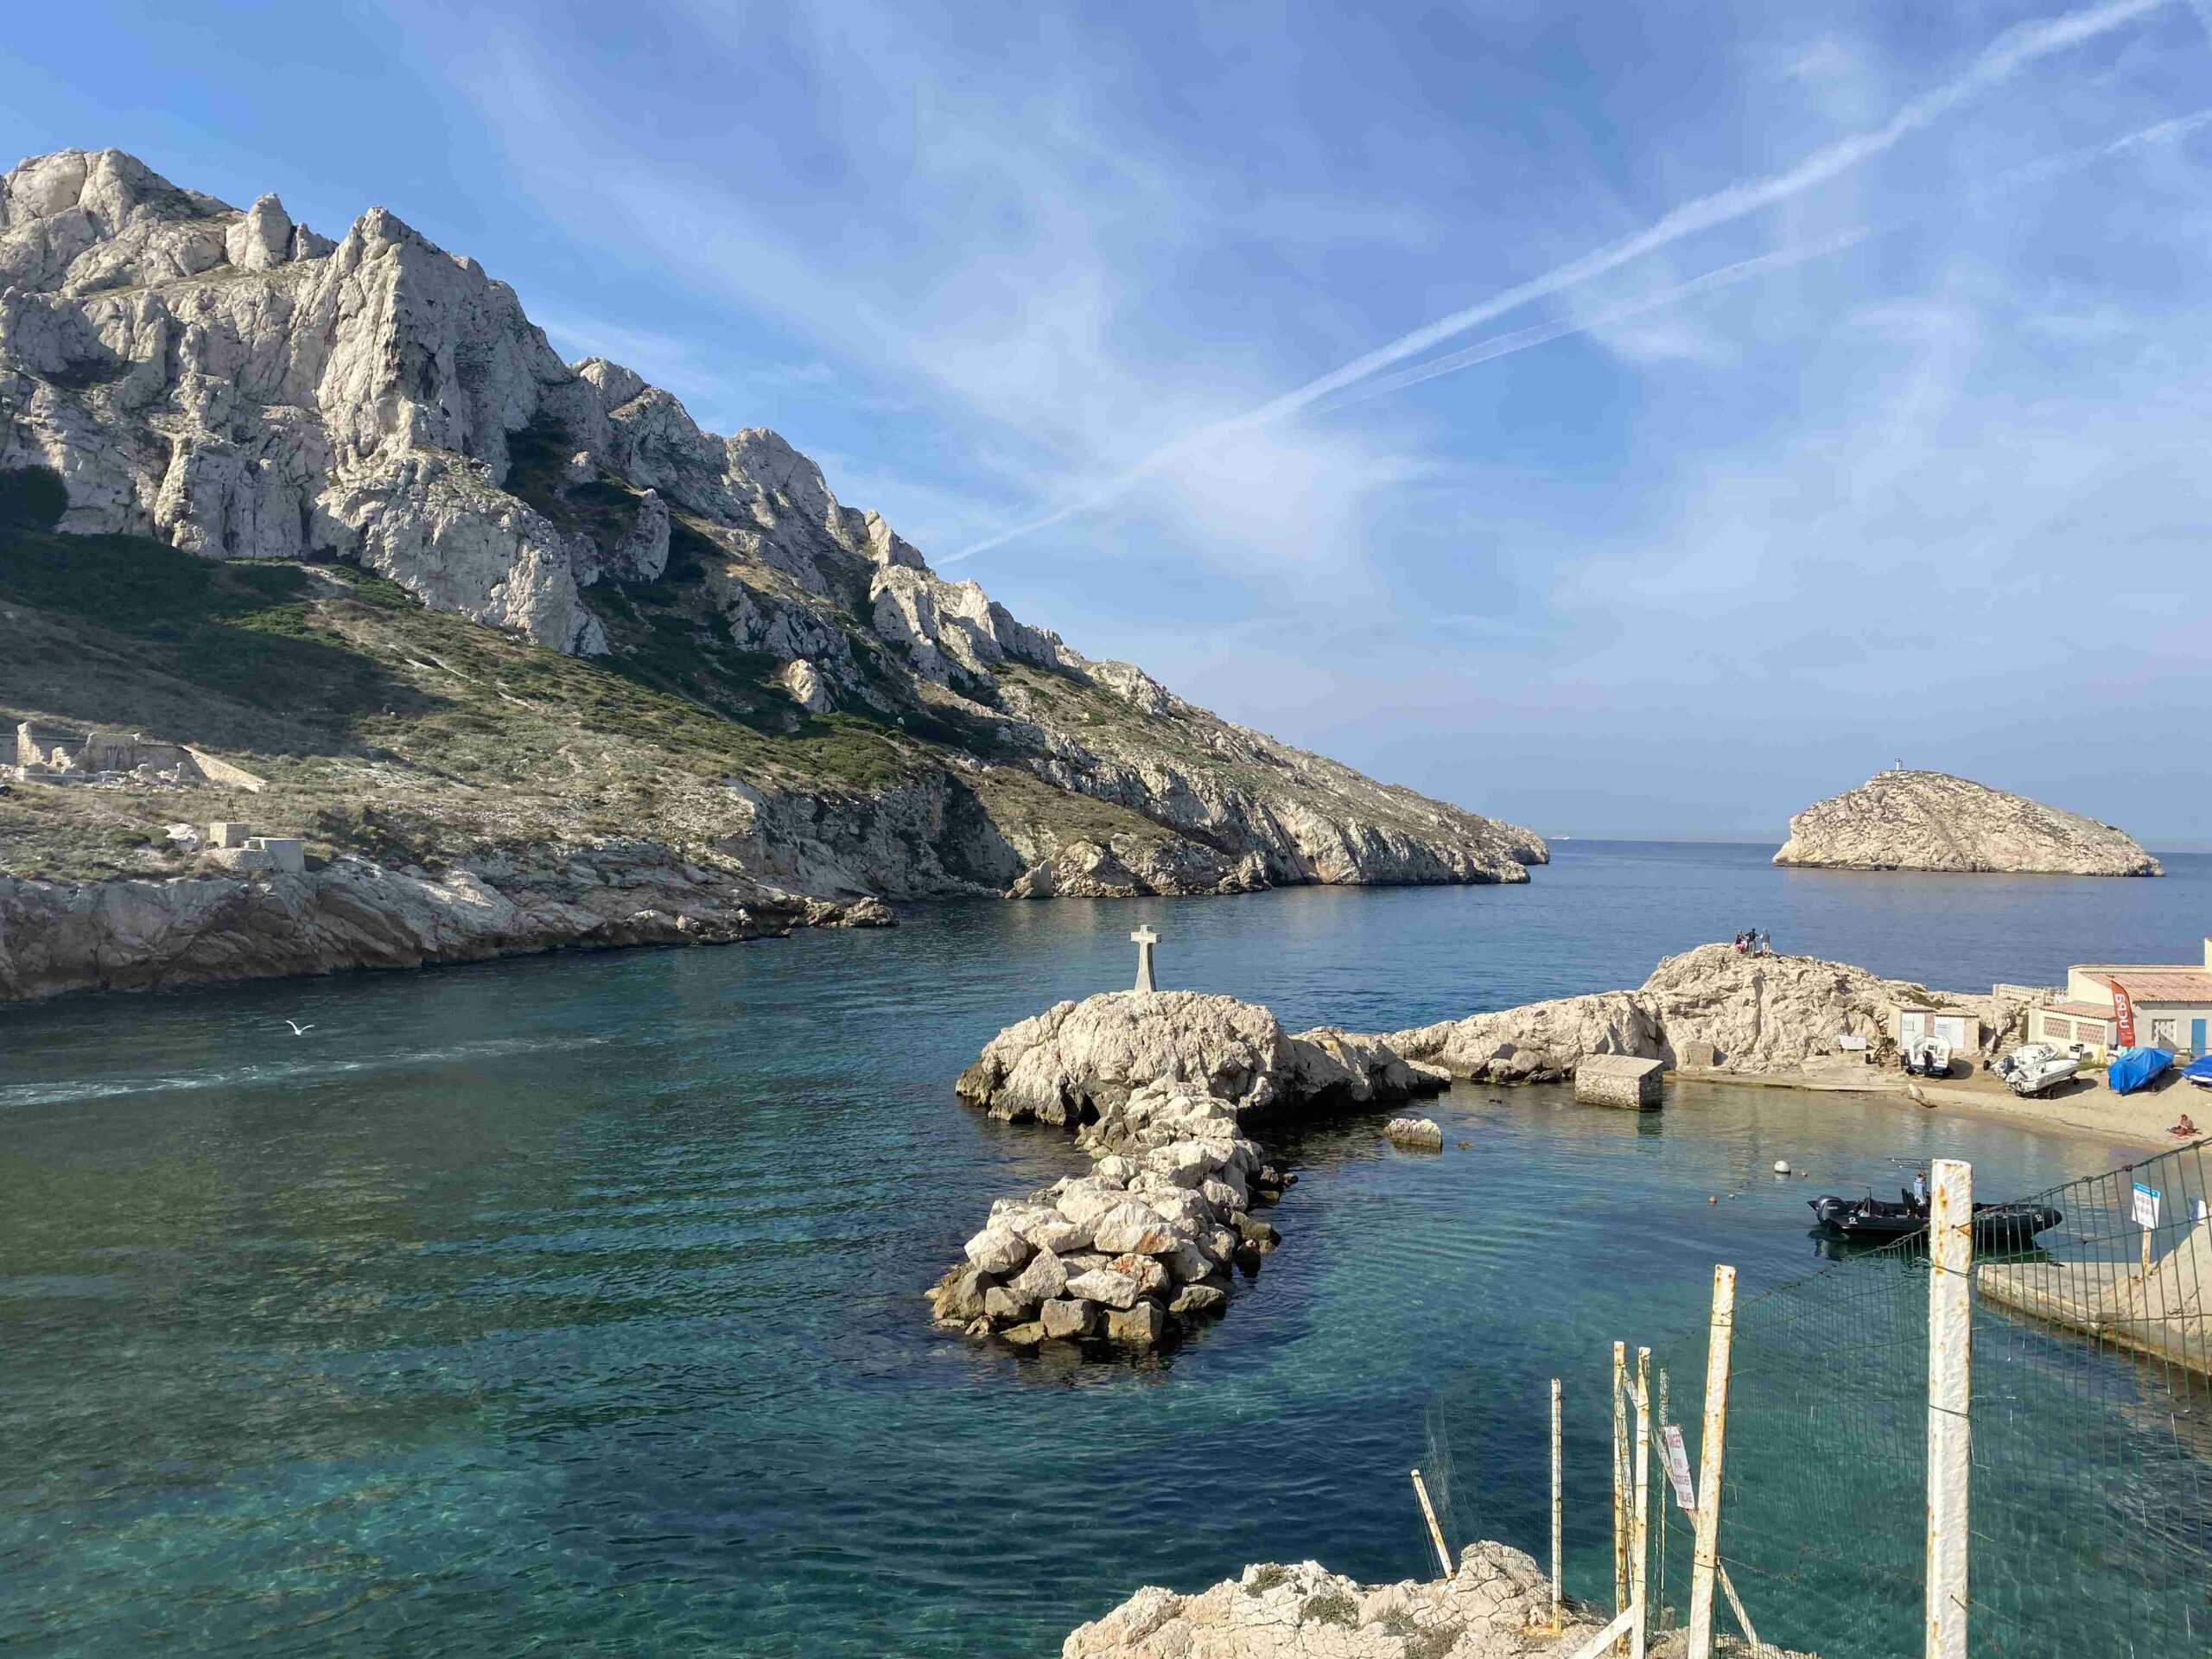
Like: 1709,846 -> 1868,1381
1774,1160 -> 1791,1175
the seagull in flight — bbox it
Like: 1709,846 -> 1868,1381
283,1020 -> 316,1036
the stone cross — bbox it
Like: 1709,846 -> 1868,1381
1130,925 -> 1160,993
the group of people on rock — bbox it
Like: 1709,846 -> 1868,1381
1733,929 -> 1773,956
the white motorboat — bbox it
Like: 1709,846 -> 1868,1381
1995,1043 -> 2080,1097
1903,1035 -> 1954,1077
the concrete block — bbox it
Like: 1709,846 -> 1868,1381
1574,1053 -> 1664,1109
208,846 -> 275,871
246,836 -> 305,874
1676,1039 -> 1718,1070
209,821 -> 252,848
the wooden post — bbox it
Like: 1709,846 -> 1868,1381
1410,1468 -> 1452,1580
1612,1340 -> 1629,1628
1656,1367 -> 1670,1621
1632,1347 -> 1652,1659
1687,1265 -> 1736,1659
1926,1160 -> 1973,1659
1551,1377 -> 1564,1633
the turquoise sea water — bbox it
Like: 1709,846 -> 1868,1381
2,842 -> 2207,1655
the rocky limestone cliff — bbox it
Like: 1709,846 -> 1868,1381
0,842 -> 889,1001
1772,771 -> 2159,877
1384,942 -> 2008,1083
0,146 -> 1544,944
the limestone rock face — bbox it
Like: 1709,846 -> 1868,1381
1062,1543 -> 1593,1659
0,841 -> 889,1001
954,990 -> 1441,1126
0,146 -> 1543,904
1774,771 -> 2160,876
1385,942 -> 2002,1081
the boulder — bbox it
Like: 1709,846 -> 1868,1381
1040,1297 -> 1098,1340
1066,1268 -> 1141,1310
1167,1283 -> 1227,1319
1091,1201 -> 1180,1256
963,1225 -> 1033,1276
1009,1248 -> 1069,1303
1103,1300 -> 1166,1349
955,991 -> 1299,1124
983,1286 -> 1036,1324
1106,1253 -> 1171,1299
925,1263 -> 992,1323
1384,1116 -> 1445,1147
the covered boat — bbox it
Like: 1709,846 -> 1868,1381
2107,1046 -> 2173,1095
2180,1055 -> 2212,1090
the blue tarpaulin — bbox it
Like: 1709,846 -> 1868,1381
2183,1055 -> 2212,1087
2107,1046 -> 2173,1095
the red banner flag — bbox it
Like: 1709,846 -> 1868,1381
2113,983 -> 2135,1047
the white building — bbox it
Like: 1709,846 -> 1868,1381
2029,940 -> 2212,1060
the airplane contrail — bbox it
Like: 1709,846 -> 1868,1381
943,0 -> 2173,563
1302,105 -> 2212,416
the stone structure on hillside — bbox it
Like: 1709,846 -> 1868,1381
1574,1052 -> 1663,1109
8,721 -> 265,791
1773,769 -> 2160,876
204,822 -> 305,873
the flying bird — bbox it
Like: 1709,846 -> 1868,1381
283,1020 -> 315,1036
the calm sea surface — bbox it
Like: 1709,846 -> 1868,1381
2,842 -> 2206,1656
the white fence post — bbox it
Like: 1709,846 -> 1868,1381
1632,1346 -> 1652,1659
1612,1338 -> 1630,1641
1927,1159 -> 1974,1659
1552,1376 -> 1564,1632
1687,1264 -> 1737,1659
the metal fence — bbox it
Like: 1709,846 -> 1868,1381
1416,1141 -> 2211,1658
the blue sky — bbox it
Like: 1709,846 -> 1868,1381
9,1 -> 2211,842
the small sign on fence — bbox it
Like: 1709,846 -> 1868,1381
2133,1183 -> 2161,1230
1662,1423 -> 1696,1512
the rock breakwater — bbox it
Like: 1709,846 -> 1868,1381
938,990 -> 1441,1351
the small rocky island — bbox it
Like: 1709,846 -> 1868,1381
1772,770 -> 2160,876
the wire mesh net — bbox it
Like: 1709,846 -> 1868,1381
1632,1141 -> 2212,1658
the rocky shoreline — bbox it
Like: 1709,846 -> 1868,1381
0,839 -> 890,1001
1063,1542 -> 1810,1657
936,943 -> 2030,1356
931,990 -> 1444,1351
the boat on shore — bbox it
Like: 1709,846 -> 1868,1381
2107,1046 -> 2173,1095
1903,1034 -> 1954,1077
2184,1056 -> 2212,1090
1995,1044 -> 2080,1097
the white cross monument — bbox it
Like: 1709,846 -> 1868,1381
1130,925 -> 1160,993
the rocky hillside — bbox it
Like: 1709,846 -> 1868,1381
0,147 -> 1542,947
1772,770 -> 2158,877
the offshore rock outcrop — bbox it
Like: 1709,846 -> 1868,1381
1773,771 -> 2159,876
0,842 -> 889,1001
0,146 -> 1545,924
1382,942 -> 2008,1083
938,991 -> 1443,1350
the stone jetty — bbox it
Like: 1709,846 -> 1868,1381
1773,769 -> 2161,876
1062,1542 -> 1814,1657
937,989 -> 1443,1351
